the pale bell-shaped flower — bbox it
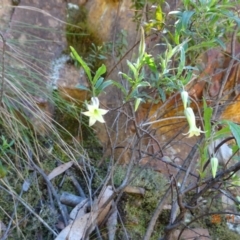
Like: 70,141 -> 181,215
181,90 -> 189,110
183,107 -> 205,137
82,97 -> 108,126
210,157 -> 218,178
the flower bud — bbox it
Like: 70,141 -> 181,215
211,157 -> 219,178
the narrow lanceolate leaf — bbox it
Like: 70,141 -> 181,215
93,64 -> 107,85
127,60 -> 138,80
211,157 -> 218,178
94,77 -> 104,89
214,126 -> 231,140
139,26 -> 146,58
70,46 -> 92,82
155,4 -> 164,30
119,72 -> 133,83
203,98 -> 213,138
143,54 -> 157,72
75,84 -> 91,91
97,80 -> 113,91
227,121 -> 240,148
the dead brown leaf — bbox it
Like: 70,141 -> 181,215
48,161 -> 74,181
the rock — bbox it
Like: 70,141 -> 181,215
52,58 -> 90,104
0,0 -> 67,134
6,0 -> 67,85
4,95 -> 54,136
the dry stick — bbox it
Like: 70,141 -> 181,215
0,32 -> 6,103
160,158 -> 197,240
160,147 -> 199,240
143,137 -> 202,240
139,127 -> 164,156
169,155 -> 195,226
68,174 -> 86,198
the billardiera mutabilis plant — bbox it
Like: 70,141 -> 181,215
117,27 -> 150,111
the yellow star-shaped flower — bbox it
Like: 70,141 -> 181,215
82,97 -> 108,126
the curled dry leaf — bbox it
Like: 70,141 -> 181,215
48,161 -> 74,181
69,199 -> 89,222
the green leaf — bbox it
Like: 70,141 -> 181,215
119,72 -> 133,83
158,88 -> 166,102
127,60 -> 138,80
139,26 -> 146,58
75,84 -> 91,91
94,77 -> 104,89
203,99 -> 212,138
214,126 -> 231,140
143,53 -> 157,72
177,46 -> 186,75
227,121 -> 240,148
93,64 -> 107,85
176,10 -> 195,32
70,46 -> 92,82
136,81 -> 150,88
96,80 -> 113,92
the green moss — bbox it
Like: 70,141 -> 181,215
114,166 -> 168,239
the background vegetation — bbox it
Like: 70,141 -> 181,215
0,1 -> 240,240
